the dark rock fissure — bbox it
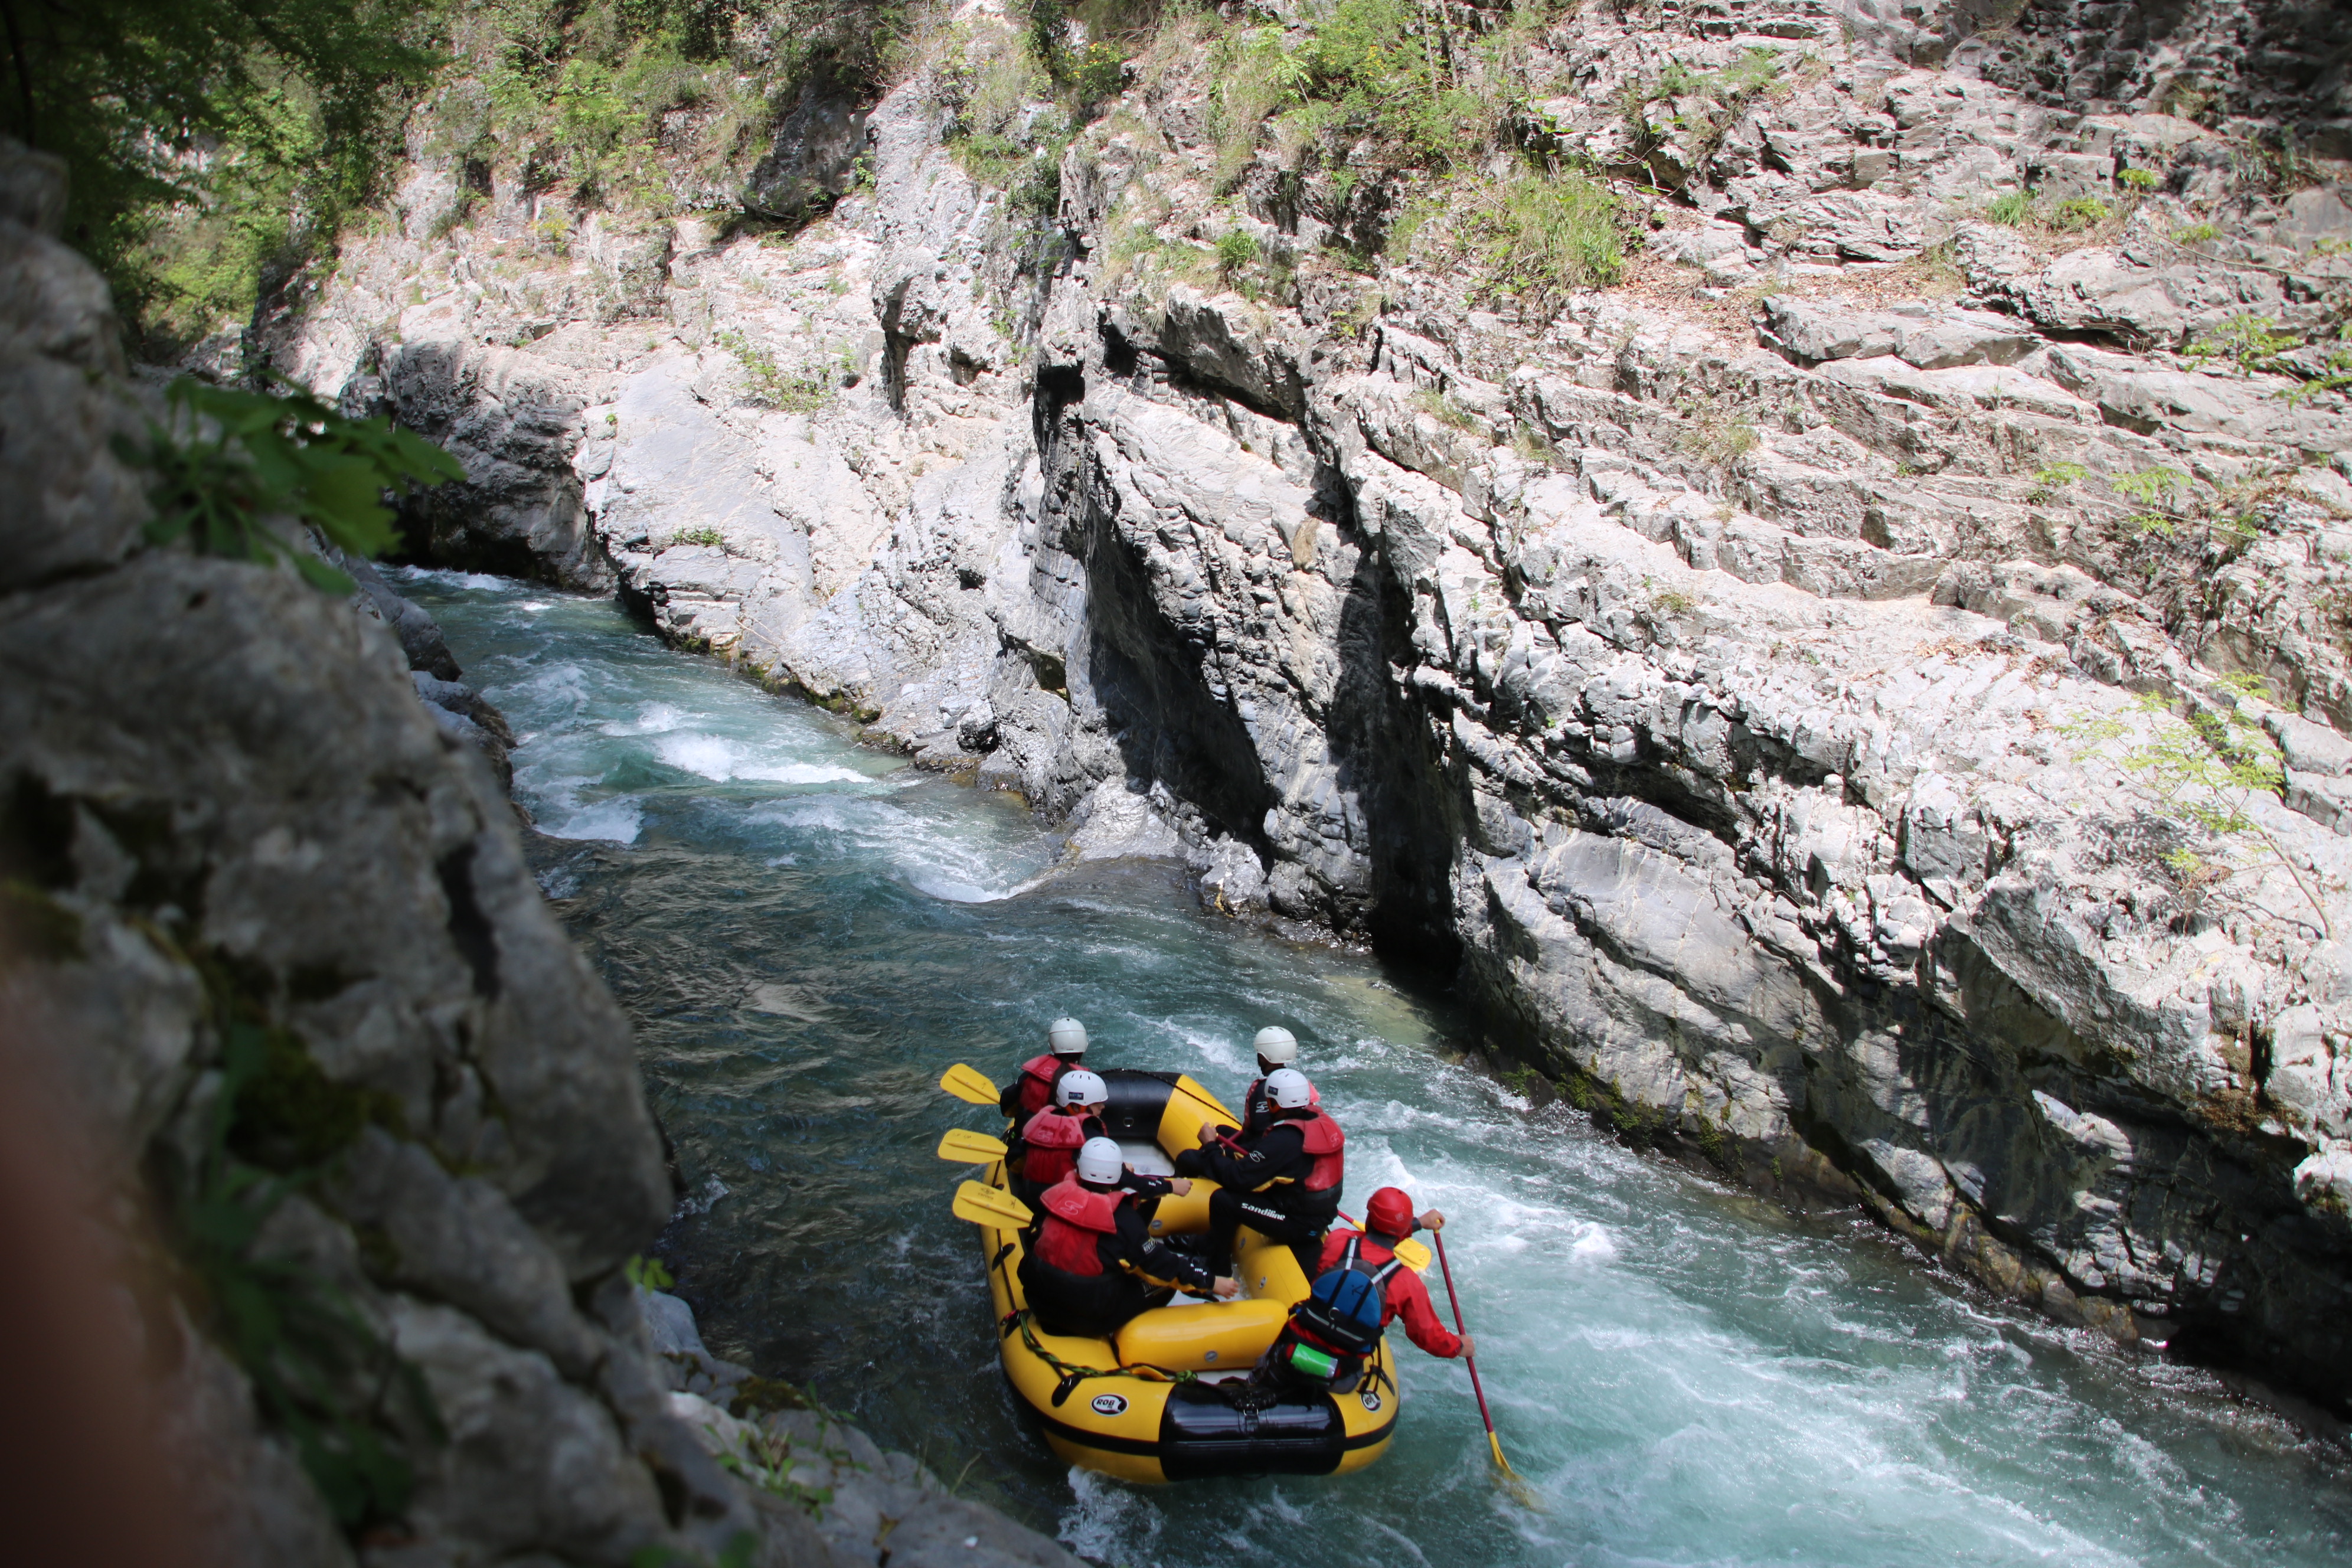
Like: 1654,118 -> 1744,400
1081,471 -> 1281,858
436,841 -> 503,1000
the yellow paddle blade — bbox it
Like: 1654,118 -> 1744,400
936,1128 -> 1008,1164
939,1063 -> 999,1106
1334,1213 -> 1430,1273
1487,1429 -> 1541,1508
951,1180 -> 1032,1229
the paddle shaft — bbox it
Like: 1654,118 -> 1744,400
1432,1230 -> 1503,1451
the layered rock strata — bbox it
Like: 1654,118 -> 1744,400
272,2 -> 2352,1414
0,138 -> 1077,1567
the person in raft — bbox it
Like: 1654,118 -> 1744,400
1011,1069 -> 1108,1210
1023,1137 -> 1240,1337
1236,1185 -> 1467,1406
1234,1025 -> 1317,1138
1316,1186 -> 1472,1361
999,1016 -> 1089,1122
1172,1067 -> 1344,1279
1013,1070 -> 1194,1211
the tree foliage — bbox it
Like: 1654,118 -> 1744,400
0,0 -> 440,340
0,0 -> 914,345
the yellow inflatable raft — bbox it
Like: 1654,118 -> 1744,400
969,1069 -> 1399,1482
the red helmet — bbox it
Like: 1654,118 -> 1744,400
1365,1187 -> 1416,1237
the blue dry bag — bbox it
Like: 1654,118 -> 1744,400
1293,1263 -> 1387,1355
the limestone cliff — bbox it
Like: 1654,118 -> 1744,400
269,0 -> 2352,1417
0,136 -> 1079,1566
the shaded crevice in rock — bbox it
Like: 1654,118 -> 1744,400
740,66 -> 874,221
1079,463 -> 1281,858
1325,525 -> 1467,961
436,841 -> 503,1001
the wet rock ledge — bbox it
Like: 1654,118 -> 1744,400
0,136 -> 1074,1568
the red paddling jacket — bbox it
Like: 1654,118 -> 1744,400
1314,1226 -> 1462,1357
1017,1105 -> 1102,1188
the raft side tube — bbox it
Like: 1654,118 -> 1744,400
1112,1297 -> 1288,1372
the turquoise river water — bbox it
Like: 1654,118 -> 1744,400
404,569 -> 2352,1567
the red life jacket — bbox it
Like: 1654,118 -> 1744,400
1015,1054 -> 1065,1118
1034,1177 -> 1121,1276
1021,1105 -> 1090,1187
1296,1108 -> 1344,1193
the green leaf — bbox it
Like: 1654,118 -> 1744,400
128,377 -> 458,592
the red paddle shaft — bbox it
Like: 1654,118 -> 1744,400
1433,1230 -> 1502,1444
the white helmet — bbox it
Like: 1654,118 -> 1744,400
1265,1067 -> 1314,1109
1048,1017 -> 1089,1056
1056,1069 -> 1108,1108
1252,1025 -> 1298,1065
1076,1136 -> 1124,1185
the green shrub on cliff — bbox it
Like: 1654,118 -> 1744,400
2065,684 -> 2332,940
162,956 -> 440,1530
1466,170 -> 1627,311
1302,0 -> 1488,166
716,328 -> 836,411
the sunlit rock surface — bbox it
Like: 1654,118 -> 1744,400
273,1 -> 2352,1411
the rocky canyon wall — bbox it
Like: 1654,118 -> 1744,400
0,136 -> 1080,1566
269,0 -> 2352,1417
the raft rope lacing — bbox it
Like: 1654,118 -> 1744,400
1002,1308 -> 1204,1406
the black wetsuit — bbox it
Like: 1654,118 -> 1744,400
1174,1118 -> 1340,1278
1237,1074 -> 1276,1139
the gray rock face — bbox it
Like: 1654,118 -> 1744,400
369,339 -> 613,587
2,138 -> 1077,1565
644,1291 -> 1079,1568
744,77 -> 875,218
273,6 -> 2352,1416
341,553 -> 520,785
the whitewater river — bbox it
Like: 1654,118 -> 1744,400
405,570 -> 2351,1567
